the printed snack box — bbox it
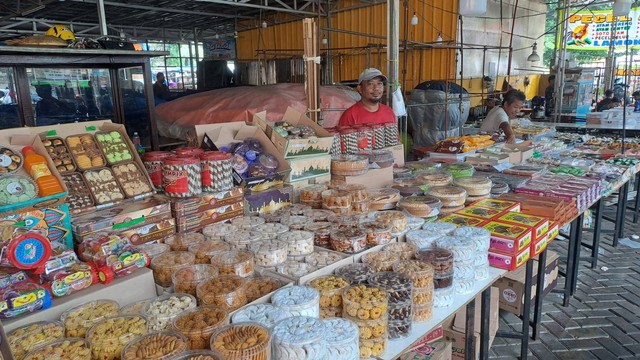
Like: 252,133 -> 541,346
456,206 -> 506,221
484,220 -> 532,254
496,212 -> 549,241
438,214 -> 487,228
470,198 -> 521,213
488,246 -> 530,271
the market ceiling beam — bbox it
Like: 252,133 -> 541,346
195,0 -> 323,16
67,0 -> 253,20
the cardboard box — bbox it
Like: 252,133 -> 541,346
0,131 -> 69,216
287,154 -> 331,182
470,199 -> 521,213
494,250 -> 559,315
289,174 -> 331,202
399,340 -> 452,360
504,141 -> 534,164
331,166 -> 393,190
253,108 -> 334,158
175,203 -> 244,233
195,122 -> 291,191
244,185 -> 293,215
0,204 -> 73,249
530,231 -> 548,257
163,187 -> 244,218
465,152 -> 510,165
548,222 -> 559,242
438,214 -> 487,228
484,220 -> 532,254
455,206 -> 506,221
496,212 -> 549,242
119,216 -> 176,246
445,287 -> 499,360
386,143 -> 405,166
488,246 -> 530,271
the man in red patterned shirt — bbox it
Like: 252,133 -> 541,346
338,68 -> 397,127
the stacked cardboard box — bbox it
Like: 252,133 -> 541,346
162,187 -> 245,232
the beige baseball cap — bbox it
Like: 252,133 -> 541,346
358,68 -> 388,84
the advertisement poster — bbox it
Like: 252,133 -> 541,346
562,8 -> 639,50
203,38 -> 236,60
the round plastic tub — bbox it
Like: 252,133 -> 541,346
308,275 -> 350,318
231,304 -> 287,328
272,316 -> 327,359
188,241 -> 231,264
231,215 -> 266,230
249,239 -> 288,267
134,242 -> 170,261
86,315 -> 148,360
143,293 -> 197,331
172,264 -> 219,297
280,215 -> 313,230
368,272 -> 413,306
304,221 -> 334,247
253,223 -> 290,240
245,276 -> 285,302
60,299 -> 120,338
278,230 -> 315,257
334,263 -> 375,285
422,221 -> 457,236
382,242 -> 417,261
416,248 -> 454,278
271,285 -> 320,318
210,322 -> 272,360
210,249 -> 254,277
329,227 -> 367,253
342,284 -> 388,321
323,318 -> 360,360
150,251 -> 196,287
406,230 -> 442,250
120,299 -> 151,315
8,320 -> 65,359
170,349 -> 226,360
392,260 -> 434,288
172,305 -> 230,349
358,221 -> 393,246
164,233 -> 205,252
373,210 -> 407,233
24,338 -> 91,360
196,275 -> 247,311
122,330 -> 188,359
361,251 -> 401,272
224,230 -> 263,250
202,223 -> 238,241
435,236 -> 475,264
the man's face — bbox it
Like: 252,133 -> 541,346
157,74 -> 165,83
358,77 -> 385,103
504,99 -> 524,119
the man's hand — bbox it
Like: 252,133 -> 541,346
506,134 -> 516,144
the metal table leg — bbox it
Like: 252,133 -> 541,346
571,213 -> 584,296
613,182 -> 629,247
480,288 -> 491,360
465,298 -> 476,360
531,248 -> 547,340
633,173 -> 640,223
521,259 -> 534,359
563,216 -> 579,307
590,199 -> 603,269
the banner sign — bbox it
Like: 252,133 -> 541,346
563,7 -> 639,50
203,38 -> 236,60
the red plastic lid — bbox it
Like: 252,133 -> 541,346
163,156 -> 200,165
7,232 -> 52,271
142,151 -> 172,161
175,147 -> 205,157
200,151 -> 231,161
21,146 -> 34,155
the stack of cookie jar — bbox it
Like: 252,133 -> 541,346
342,285 -> 389,358
309,275 -> 350,318
454,226 -> 491,280
392,260 -> 434,322
436,236 -> 476,295
368,272 -> 413,340
416,248 -> 454,308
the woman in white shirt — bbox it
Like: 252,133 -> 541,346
480,89 -> 525,144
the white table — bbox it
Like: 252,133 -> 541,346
383,266 -> 507,359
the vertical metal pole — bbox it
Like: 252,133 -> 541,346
623,19 -> 632,154
402,0 -> 409,97
387,0 -> 400,106
553,0 -> 570,123
96,0 -> 108,36
188,41 -> 195,89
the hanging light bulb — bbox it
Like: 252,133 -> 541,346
613,0 -> 632,16
322,34 -> 328,45
262,21 -> 268,29
234,31 -> 238,38
214,33 -> 219,39
411,12 -> 418,26
436,33 -> 443,43
527,42 -> 540,62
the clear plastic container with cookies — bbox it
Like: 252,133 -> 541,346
121,330 -> 188,360
134,242 -> 170,261
331,154 -> 369,176
433,286 -> 454,307
373,210 -> 408,233
368,188 -> 401,211
120,299 -> 151,315
358,221 -> 393,246
60,299 -> 120,338
406,230 -> 442,250
231,216 -> 266,230
187,241 -> 230,264
143,293 -> 197,331
388,317 -> 412,339
303,221 -> 334,247
359,337 -> 387,359
249,239 -> 288,267
335,183 -> 368,202
253,223 -> 290,240
196,275 -> 247,311
210,249 -> 254,277
164,233 -> 205,252
392,260 -> 434,288
273,260 -> 317,278
334,263 -> 375,285
271,285 -> 320,318
329,227 -> 367,254
272,316 -> 328,360
367,272 -> 413,308
202,223 -> 238,241
170,349 -> 226,360
171,264 -> 219,297
352,199 -> 371,214
150,251 -> 196,287
210,322 -> 272,360
342,284 -> 388,321
245,275 -> 286,302
172,305 -> 230,350
308,275 -> 350,318
302,208 -> 336,222
86,314 -> 149,360
23,338 -> 91,360
277,230 -> 315,257
65,133 -> 106,170
279,215 -> 313,230
8,320 -> 65,359
361,251 -> 401,272
323,318 -> 360,360
224,230 -> 263,250
413,302 -> 433,322
300,184 -> 328,202
321,189 -> 352,209
382,242 -> 417,261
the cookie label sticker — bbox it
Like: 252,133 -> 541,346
0,154 -> 11,167
6,181 -> 25,195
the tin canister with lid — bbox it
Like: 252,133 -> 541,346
354,125 -> 373,152
384,123 -> 400,147
163,156 -> 202,197
371,124 -> 386,150
142,151 -> 172,192
339,127 -> 359,154
200,151 -> 233,192
175,147 -> 205,158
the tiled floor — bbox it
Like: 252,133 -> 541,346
489,206 -> 640,360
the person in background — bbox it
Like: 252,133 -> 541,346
544,75 -> 555,116
596,90 -> 614,112
153,72 -> 171,101
633,91 -> 640,112
338,68 -> 396,127
479,89 -> 525,144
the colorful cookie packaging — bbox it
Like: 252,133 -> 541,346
163,156 -> 202,198
66,134 -> 106,170
42,138 -> 76,173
